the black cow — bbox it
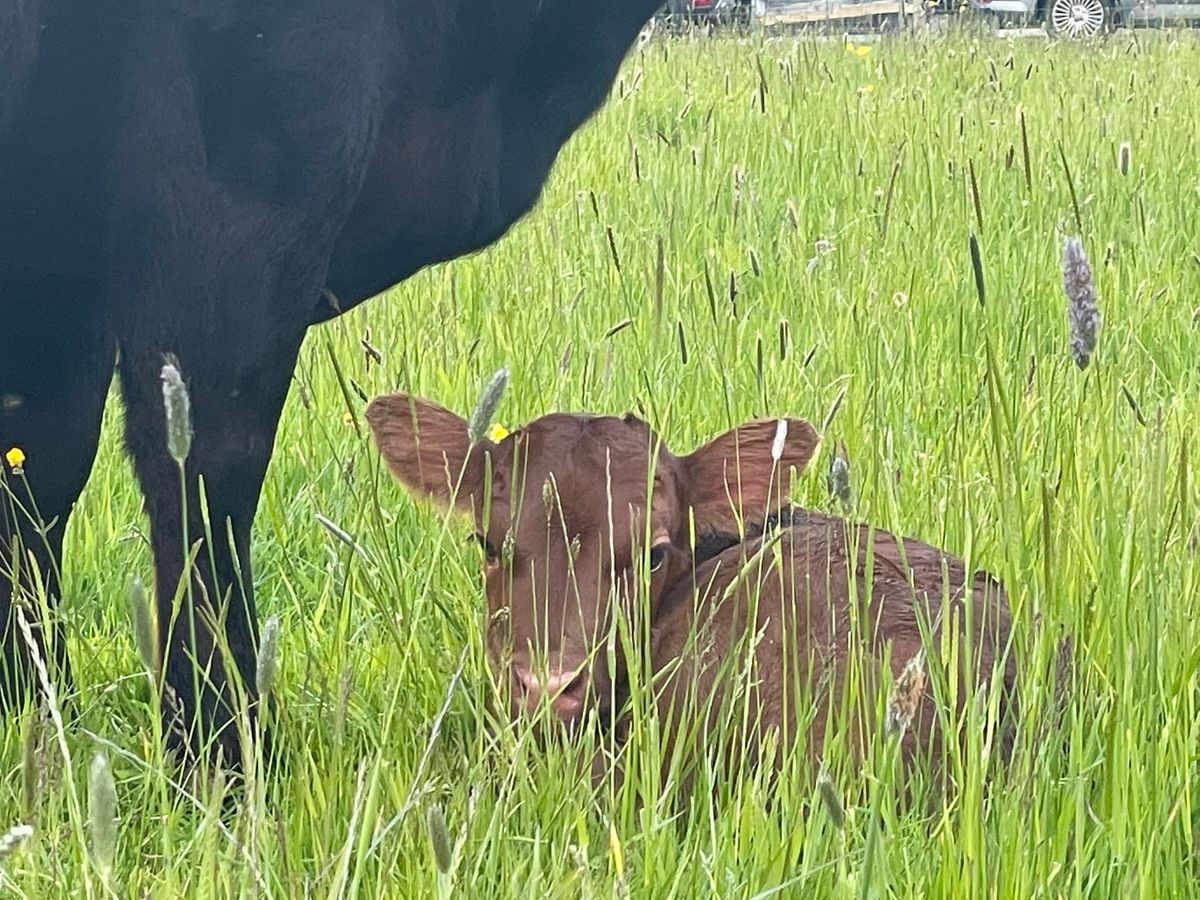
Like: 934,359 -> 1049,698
0,0 -> 659,765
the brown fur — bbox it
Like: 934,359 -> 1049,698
651,510 -> 1016,791
368,393 -> 1017,787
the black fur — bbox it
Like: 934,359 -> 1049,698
0,0 -> 658,767
692,505 -> 806,566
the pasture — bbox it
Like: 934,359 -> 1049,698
2,28 -> 1199,897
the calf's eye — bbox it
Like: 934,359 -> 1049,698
648,544 -> 669,573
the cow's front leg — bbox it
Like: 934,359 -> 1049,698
1,282 -> 113,710
106,4 -> 382,768
118,332 -> 302,769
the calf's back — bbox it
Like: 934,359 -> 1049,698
649,510 -> 1017,784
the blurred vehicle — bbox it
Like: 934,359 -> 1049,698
662,0 -> 752,22
1125,0 -> 1200,24
971,0 -> 1199,37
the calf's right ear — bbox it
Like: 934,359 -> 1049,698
365,393 -> 492,509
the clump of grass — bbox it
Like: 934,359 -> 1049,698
860,650 -> 929,898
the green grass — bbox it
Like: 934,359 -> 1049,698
3,27 -> 1200,897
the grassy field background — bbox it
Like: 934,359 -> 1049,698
2,27 -> 1199,897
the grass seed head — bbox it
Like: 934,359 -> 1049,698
20,711 -> 39,821
969,230 -> 986,307
426,803 -> 453,874
88,751 -> 118,878
770,419 -> 788,462
129,577 -> 158,678
885,650 -> 927,741
256,614 -> 281,698
816,765 -> 846,829
1062,236 -> 1101,369
827,442 -> 851,509
160,360 -> 193,465
468,367 -> 510,445
0,824 -> 34,860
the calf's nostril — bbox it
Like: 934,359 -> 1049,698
542,669 -> 588,720
510,664 -> 588,720
512,664 -> 539,693
542,670 -> 584,700
512,664 -> 542,707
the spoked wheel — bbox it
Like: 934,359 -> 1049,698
1048,0 -> 1107,37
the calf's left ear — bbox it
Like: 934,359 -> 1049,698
682,417 -> 820,531
365,393 -> 493,509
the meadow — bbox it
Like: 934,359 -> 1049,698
2,26 -> 1199,898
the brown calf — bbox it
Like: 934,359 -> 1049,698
366,393 -> 1017,783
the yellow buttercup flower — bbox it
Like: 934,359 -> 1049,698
342,411 -> 354,425
487,423 -> 510,442
845,41 -> 856,54
857,44 -> 872,57
5,447 -> 26,470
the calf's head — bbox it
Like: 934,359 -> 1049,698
366,393 -> 819,727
